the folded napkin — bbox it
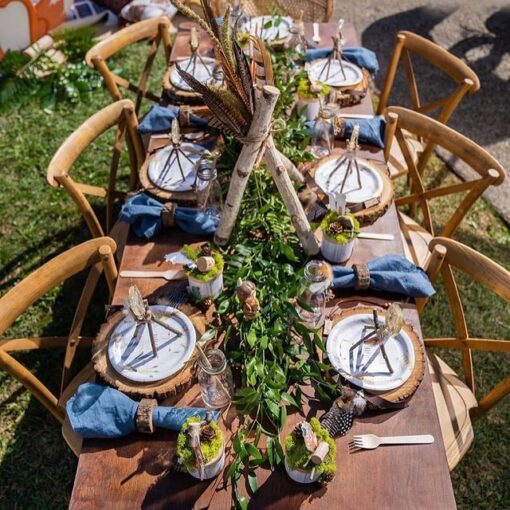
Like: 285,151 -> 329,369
332,255 -> 435,297
138,105 -> 208,134
66,383 -> 220,439
305,47 -> 379,75
306,116 -> 386,148
120,194 -> 219,238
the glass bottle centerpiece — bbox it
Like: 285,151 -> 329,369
197,348 -> 234,409
295,260 -> 332,328
311,106 -> 334,159
195,158 -> 223,219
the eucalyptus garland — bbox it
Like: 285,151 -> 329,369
213,50 -> 339,507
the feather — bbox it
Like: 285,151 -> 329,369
176,65 -> 247,137
232,41 -> 254,112
251,36 -> 274,86
221,6 -> 235,69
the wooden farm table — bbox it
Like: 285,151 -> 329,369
69,22 -> 456,510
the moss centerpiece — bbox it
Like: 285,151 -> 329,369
176,416 -> 225,480
296,77 -> 330,121
183,243 -> 224,300
284,418 -> 336,485
320,211 -> 360,263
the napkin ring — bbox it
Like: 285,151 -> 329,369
161,202 -> 177,227
136,398 -> 158,434
353,263 -> 370,290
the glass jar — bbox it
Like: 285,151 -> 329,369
195,161 -> 223,217
311,106 -> 334,159
197,349 -> 234,409
295,260 -> 332,328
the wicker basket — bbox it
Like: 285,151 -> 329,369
241,0 -> 333,22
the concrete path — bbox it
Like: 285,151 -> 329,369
334,1 -> 510,222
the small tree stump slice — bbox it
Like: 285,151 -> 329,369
92,303 -> 215,401
327,305 -> 425,403
306,151 -> 394,226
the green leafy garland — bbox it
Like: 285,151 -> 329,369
213,50 -> 339,509
0,27 -> 102,112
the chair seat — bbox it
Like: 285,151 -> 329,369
398,211 -> 432,267
388,129 -> 423,179
59,362 -> 97,457
427,351 -> 478,470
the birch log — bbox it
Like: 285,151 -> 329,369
264,136 -> 320,255
214,86 -> 281,246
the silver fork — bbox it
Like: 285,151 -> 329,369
352,434 -> 434,450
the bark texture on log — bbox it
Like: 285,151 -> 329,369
214,85 -> 280,246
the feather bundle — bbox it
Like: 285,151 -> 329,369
171,0 -> 259,138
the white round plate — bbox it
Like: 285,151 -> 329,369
108,305 -> 196,383
326,312 -> 415,392
314,157 -> 384,204
148,142 -> 204,192
308,59 -> 363,87
171,56 -> 221,91
240,16 -> 292,43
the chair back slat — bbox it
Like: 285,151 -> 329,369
86,17 -> 173,114
46,100 -> 143,239
388,107 -> 505,240
425,237 -> 510,418
377,30 -> 480,125
0,238 -> 117,424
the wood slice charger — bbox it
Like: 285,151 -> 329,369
92,303 -> 216,401
306,149 -> 394,226
327,305 -> 425,403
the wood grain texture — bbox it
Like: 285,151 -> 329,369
70,23 -> 456,510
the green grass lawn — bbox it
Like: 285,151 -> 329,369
0,41 -> 509,509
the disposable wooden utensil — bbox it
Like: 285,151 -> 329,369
352,434 -> 434,450
336,113 -> 375,120
120,269 -> 186,280
357,233 -> 394,241
312,23 -> 321,45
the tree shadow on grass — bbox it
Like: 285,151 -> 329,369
362,6 -> 510,148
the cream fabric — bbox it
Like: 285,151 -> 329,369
427,351 -> 478,470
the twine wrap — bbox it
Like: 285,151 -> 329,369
353,263 -> 370,290
135,398 -> 158,434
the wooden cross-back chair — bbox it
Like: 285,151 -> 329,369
85,17 -> 173,115
0,237 -> 117,455
385,106 -> 505,267
47,99 -> 144,243
377,31 -> 480,178
420,237 -> 510,470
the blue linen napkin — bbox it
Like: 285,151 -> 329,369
119,194 -> 219,238
306,116 -> 386,148
332,255 -> 435,297
305,47 -> 379,75
66,383 -> 220,438
138,105 -> 208,134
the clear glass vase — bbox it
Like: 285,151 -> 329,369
310,106 -> 334,159
295,260 -> 332,328
195,161 -> 223,219
197,349 -> 234,409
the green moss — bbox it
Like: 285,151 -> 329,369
183,243 -> 224,282
320,211 -> 360,244
297,78 -> 330,99
285,418 -> 336,479
176,417 -> 224,471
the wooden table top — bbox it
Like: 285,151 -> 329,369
69,22 -> 456,510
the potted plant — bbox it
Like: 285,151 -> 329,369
284,418 -> 336,485
175,416 -> 225,480
296,78 -> 330,121
320,211 -> 360,263
183,243 -> 224,300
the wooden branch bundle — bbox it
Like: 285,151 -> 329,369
215,85 -> 319,255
